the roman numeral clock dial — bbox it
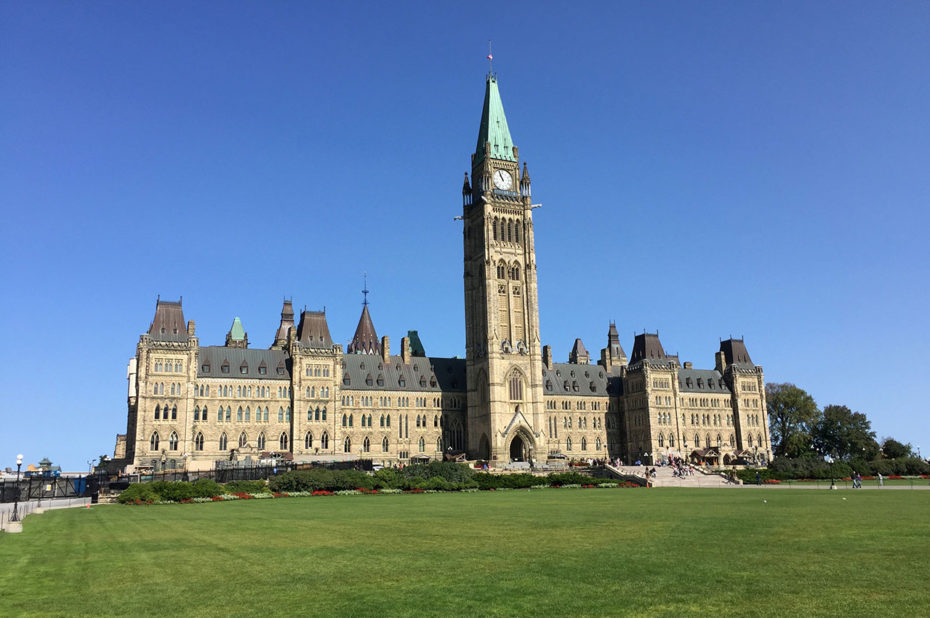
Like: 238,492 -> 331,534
493,169 -> 512,190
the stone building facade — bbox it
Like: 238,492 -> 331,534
114,73 -> 772,471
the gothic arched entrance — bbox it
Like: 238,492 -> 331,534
510,434 -> 527,462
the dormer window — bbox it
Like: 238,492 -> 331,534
221,362 -> 230,374
419,376 -> 427,387
366,374 -> 373,386
202,364 -> 211,373
686,378 -> 693,388
240,364 -> 248,374
343,375 -> 350,386
697,378 -> 704,388
398,377 -> 406,387
377,375 -> 384,386
259,366 -> 267,375
276,367 -> 284,375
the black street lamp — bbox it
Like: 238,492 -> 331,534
11,454 -> 23,522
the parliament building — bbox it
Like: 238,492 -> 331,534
113,73 -> 773,472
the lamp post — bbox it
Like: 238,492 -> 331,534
824,453 -> 836,490
11,454 -> 23,522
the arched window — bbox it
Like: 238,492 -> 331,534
238,432 -> 247,448
493,217 -> 499,240
321,432 -> 329,449
418,436 -> 425,452
581,437 -> 587,451
322,406 -> 327,421
245,406 -> 251,422
278,407 -> 284,422
669,434 -> 675,447
349,414 -> 354,427
363,437 -> 370,453
263,407 -> 269,422
511,263 -> 520,280
314,407 -> 320,421
658,434 -> 664,447
509,371 -> 524,401
154,405 -> 160,420
695,434 -> 701,448
382,437 -> 389,452
258,432 -> 266,450
225,406 -> 231,422
194,432 -> 204,451
150,432 -> 160,451
305,432 -> 313,449
596,437 -> 602,450
566,437 -> 572,451
167,431 -> 178,450
219,433 -> 228,451
717,434 -> 722,447
194,406 -> 200,422
342,414 -> 347,427
171,405 -> 177,420
416,415 -> 421,428
344,436 -> 351,453
497,261 -> 506,279
500,219 -> 506,240
507,220 -> 513,242
236,407 -> 243,422
380,414 -> 385,427
434,415 -> 439,427
367,414 -> 372,427
279,432 -> 288,451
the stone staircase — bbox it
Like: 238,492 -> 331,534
611,465 -> 735,488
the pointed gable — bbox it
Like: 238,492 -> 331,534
569,338 -> 589,364
347,305 -> 380,355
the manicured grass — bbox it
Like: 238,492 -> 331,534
1,488 -> 928,616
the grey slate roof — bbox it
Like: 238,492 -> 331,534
678,368 -> 730,393
341,355 -> 465,393
542,362 -> 611,397
197,347 -> 291,380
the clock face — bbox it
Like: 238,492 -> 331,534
493,169 -> 512,190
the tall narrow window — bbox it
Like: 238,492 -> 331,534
279,432 -> 288,451
168,431 -> 179,451
238,432 -> 247,448
150,432 -> 160,451
258,432 -> 266,450
194,432 -> 204,451
219,433 -> 228,451
344,436 -> 351,453
363,437 -> 370,453
418,437 -> 425,452
305,432 -> 313,449
321,432 -> 329,449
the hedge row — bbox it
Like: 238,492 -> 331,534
117,478 -> 267,504
734,455 -> 930,483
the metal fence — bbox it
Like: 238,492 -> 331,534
0,475 -> 99,503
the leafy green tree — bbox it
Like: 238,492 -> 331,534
766,383 -> 820,458
812,405 -> 879,461
881,438 -> 912,459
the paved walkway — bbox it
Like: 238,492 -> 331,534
1,497 -> 92,531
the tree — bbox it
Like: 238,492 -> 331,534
812,404 -> 879,461
881,438 -> 912,459
766,383 -> 820,458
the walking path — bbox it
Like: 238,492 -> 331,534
1,496 -> 92,533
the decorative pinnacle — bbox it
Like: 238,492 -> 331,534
362,272 -> 369,307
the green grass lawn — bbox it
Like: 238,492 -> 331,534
1,488 -> 928,617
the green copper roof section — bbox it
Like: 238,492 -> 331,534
228,317 -> 246,341
474,74 -> 516,164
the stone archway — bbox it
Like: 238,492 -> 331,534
510,434 -> 527,462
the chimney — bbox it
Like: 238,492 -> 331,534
187,320 -> 195,336
542,345 -> 552,370
715,351 -> 726,373
401,337 -> 411,364
381,336 -> 390,364
684,361 -> 693,369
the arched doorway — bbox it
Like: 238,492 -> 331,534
510,434 -> 527,462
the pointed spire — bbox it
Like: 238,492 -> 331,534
462,172 -> 471,195
348,305 -> 380,355
474,74 -> 516,164
272,299 -> 295,349
569,338 -> 590,364
225,317 -> 248,348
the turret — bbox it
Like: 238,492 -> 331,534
462,172 -> 472,207
520,161 -> 531,198
272,300 -> 295,349
225,317 -> 248,348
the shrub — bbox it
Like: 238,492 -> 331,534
117,483 -> 159,504
373,468 -> 404,489
223,480 -> 269,495
191,478 -> 222,498
150,481 -> 194,502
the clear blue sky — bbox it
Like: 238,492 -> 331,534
2,2 -> 928,471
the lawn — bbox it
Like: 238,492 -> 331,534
1,488 -> 927,616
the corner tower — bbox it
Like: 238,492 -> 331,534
462,72 -> 545,464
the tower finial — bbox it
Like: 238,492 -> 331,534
487,40 -> 493,74
362,272 -> 369,307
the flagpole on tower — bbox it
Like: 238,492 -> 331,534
487,40 -> 493,75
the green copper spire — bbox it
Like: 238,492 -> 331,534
474,74 -> 516,164
228,317 -> 245,341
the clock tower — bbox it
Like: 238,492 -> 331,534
462,73 -> 546,465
